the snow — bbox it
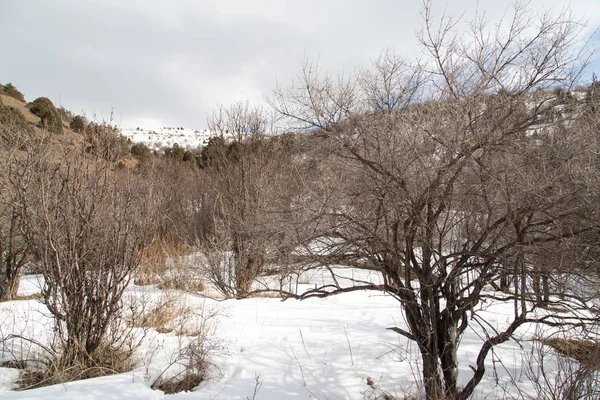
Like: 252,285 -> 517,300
2,374 -> 161,400
120,127 -> 226,151
16,275 -> 43,297
0,269 -> 595,399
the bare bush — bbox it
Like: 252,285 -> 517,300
0,131 -> 40,301
18,147 -> 157,377
149,301 -> 222,394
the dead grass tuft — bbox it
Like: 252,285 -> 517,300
129,297 -> 200,336
17,343 -> 134,390
136,239 -> 204,292
14,293 -> 43,301
156,372 -> 204,394
543,338 -> 600,369
246,291 -> 283,299
157,276 -> 205,292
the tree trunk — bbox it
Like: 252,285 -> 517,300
0,273 -> 19,301
532,269 -> 542,306
542,274 -> 550,305
499,270 -> 509,291
421,348 -> 444,399
439,321 -> 459,399
0,254 -> 20,301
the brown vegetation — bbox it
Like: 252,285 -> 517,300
0,94 -> 40,125
544,338 -> 600,369
28,97 -> 62,134
17,343 -> 135,390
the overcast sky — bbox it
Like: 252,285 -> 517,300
1,0 -> 599,130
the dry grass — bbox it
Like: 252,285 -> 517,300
136,239 -> 204,292
14,293 -> 43,301
0,94 -> 40,125
156,372 -> 204,394
543,338 -> 600,369
247,291 -> 283,298
129,297 -> 201,336
17,343 -> 135,390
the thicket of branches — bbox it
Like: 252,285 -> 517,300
264,3 -> 600,399
0,1 -> 598,398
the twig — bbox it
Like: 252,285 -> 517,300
299,329 -> 312,363
289,343 -> 306,386
246,373 -> 262,400
344,326 -> 354,366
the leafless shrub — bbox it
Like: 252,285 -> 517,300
0,127 -> 43,301
150,303 -> 223,394
16,144 -> 157,382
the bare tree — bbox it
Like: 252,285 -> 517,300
271,3 -> 598,399
198,103 -> 303,297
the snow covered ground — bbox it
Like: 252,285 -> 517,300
120,127 -> 221,150
0,269 -> 595,399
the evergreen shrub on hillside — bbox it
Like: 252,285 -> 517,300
130,143 -> 152,162
70,115 -> 86,133
58,106 -> 74,125
28,97 -> 63,134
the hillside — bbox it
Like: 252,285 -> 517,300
0,83 -> 224,155
0,94 -> 41,125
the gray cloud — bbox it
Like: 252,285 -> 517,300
1,0 -> 599,129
